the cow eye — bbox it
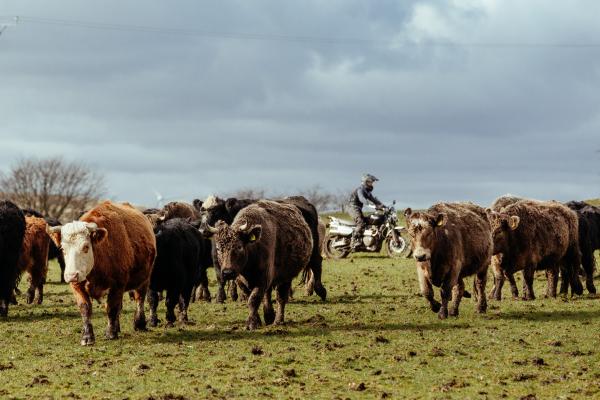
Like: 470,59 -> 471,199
82,244 -> 90,253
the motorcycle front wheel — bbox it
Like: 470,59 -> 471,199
325,235 -> 350,259
385,236 -> 407,258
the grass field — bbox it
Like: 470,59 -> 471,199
1,253 -> 600,399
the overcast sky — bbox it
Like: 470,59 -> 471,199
1,0 -> 599,209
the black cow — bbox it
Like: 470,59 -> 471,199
22,209 -> 66,283
148,218 -> 211,327
565,201 -> 600,294
0,200 -> 26,317
196,195 -> 327,304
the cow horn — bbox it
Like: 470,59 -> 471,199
86,222 -> 98,231
47,225 -> 62,234
205,224 -> 219,234
239,221 -> 249,231
159,215 -> 166,221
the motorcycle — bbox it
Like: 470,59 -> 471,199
325,201 -> 409,259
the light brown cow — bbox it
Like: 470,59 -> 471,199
48,201 -> 156,346
404,202 -> 492,319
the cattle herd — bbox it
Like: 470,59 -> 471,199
0,193 -> 599,346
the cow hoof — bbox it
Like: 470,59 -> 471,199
149,317 -> 160,328
437,310 -> 448,320
476,306 -> 487,314
274,319 -> 284,326
81,335 -> 95,346
246,316 -> 262,330
165,321 -> 175,328
264,312 -> 275,326
105,331 -> 118,340
315,286 -> 327,302
430,301 -> 441,313
134,319 -> 148,332
449,309 -> 459,317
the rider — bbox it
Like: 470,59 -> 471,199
347,174 -> 384,250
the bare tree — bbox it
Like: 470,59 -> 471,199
0,157 -> 105,220
298,184 -> 337,212
227,187 -> 268,199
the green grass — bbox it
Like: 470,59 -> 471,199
1,254 -> 600,399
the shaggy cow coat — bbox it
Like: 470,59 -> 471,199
487,199 -> 582,301
211,200 -> 313,329
565,201 -> 600,294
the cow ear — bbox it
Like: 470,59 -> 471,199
403,208 -> 413,218
225,198 -> 238,213
241,225 -> 262,244
435,213 -> 447,227
91,228 -> 108,244
508,216 -> 520,230
46,225 -> 62,247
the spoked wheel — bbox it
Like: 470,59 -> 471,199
325,235 -> 350,259
386,236 -> 408,258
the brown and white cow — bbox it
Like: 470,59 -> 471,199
48,201 -> 156,346
404,202 -> 492,319
17,216 -> 51,305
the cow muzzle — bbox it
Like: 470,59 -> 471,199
64,272 -> 81,283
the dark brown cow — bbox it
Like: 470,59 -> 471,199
48,201 -> 156,346
487,200 -> 583,301
404,202 -> 492,319
17,216 -> 50,305
208,200 -> 313,329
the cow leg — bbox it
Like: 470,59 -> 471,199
164,290 -> 178,327
438,280 -> 452,320
178,284 -> 194,323
449,279 -> 464,317
489,269 -> 504,301
304,270 -> 315,296
582,247 -> 596,294
57,253 -> 66,284
275,281 -> 291,325
246,286 -> 264,330
148,289 -> 160,327
262,288 -> 275,325
522,267 -> 535,301
506,272 -> 519,299
545,268 -> 559,298
236,279 -> 251,302
475,270 -> 488,314
310,261 -> 327,302
132,287 -> 148,331
417,265 -> 440,313
71,284 -> 95,346
105,287 -> 124,340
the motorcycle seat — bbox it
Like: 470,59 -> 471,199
335,218 -> 356,226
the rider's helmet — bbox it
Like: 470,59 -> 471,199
362,173 -> 379,190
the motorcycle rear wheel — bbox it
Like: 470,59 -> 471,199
325,235 -> 350,259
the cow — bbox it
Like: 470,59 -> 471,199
565,201 -> 600,294
404,202 -> 492,319
16,216 -> 50,305
22,209 -> 66,283
486,199 -> 583,301
149,218 -> 211,327
197,195 -> 327,303
0,201 -> 26,317
145,202 -> 200,228
47,201 -> 156,346
207,200 -> 313,329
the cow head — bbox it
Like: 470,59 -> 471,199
197,196 -> 239,237
207,219 -> 261,281
485,209 -> 519,255
404,208 -> 447,264
47,221 -> 108,283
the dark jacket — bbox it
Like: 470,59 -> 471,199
348,184 -> 382,210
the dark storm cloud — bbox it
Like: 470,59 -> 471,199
1,0 -> 599,209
